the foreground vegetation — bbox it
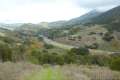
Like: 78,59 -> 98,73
25,67 -> 67,80
0,62 -> 120,80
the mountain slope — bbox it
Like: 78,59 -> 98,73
48,10 -> 102,28
66,10 -> 102,26
48,21 -> 67,28
0,23 -> 23,30
87,6 -> 120,31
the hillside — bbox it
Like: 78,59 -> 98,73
48,10 -> 102,28
48,21 -> 67,28
66,10 -> 102,26
48,6 -> 120,31
0,23 -> 23,30
86,6 -> 120,31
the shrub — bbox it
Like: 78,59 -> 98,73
91,55 -> 111,66
70,47 -> 89,55
110,57 -> 120,71
64,52 -> 77,64
44,44 -> 54,49
0,42 -> 13,62
103,32 -> 114,41
30,49 -> 64,65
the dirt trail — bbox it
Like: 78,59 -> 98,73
43,37 -> 115,55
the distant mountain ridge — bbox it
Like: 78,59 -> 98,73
48,5 -> 120,31
86,5 -> 120,31
48,21 -> 67,28
89,6 -> 120,24
0,23 -> 23,30
65,10 -> 102,26
48,10 -> 102,28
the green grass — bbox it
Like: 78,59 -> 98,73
25,67 -> 67,80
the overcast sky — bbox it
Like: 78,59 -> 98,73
0,0 -> 119,23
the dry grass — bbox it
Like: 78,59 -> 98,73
61,65 -> 120,80
0,62 -> 120,80
0,62 -> 41,80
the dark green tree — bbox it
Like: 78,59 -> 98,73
110,57 -> 120,71
0,42 -> 13,62
70,47 -> 89,55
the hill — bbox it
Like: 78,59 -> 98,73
86,6 -> 120,31
0,23 -> 23,30
48,10 -> 102,28
48,21 -> 67,28
66,10 -> 102,26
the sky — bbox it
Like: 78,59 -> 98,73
0,0 -> 119,23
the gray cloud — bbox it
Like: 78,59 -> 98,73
73,0 -> 120,8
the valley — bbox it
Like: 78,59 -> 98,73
0,5 -> 120,80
